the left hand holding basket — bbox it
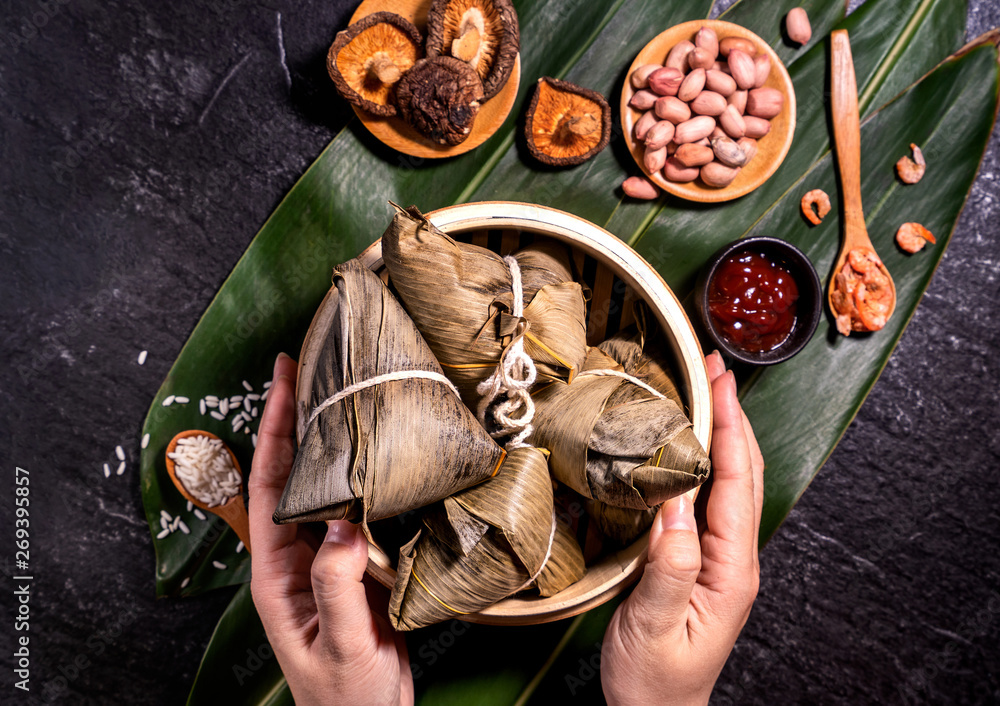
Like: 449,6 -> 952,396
248,353 -> 413,706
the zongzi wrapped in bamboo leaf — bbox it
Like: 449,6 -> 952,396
586,499 -> 657,545
580,308 -> 703,542
597,302 -> 683,409
380,204 -> 588,408
533,515 -> 586,597
273,258 -> 506,526
531,347 -> 710,511
389,447 -> 556,630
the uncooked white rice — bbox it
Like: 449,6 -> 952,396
160,510 -> 172,521
219,399 -> 230,415
230,395 -> 243,405
103,463 -> 111,478
138,350 -> 147,365
263,380 -> 272,388
162,395 -> 175,406
160,517 -> 168,530
205,397 -> 218,408
210,411 -> 225,421
116,461 -> 126,476
193,508 -> 206,521
178,520 -> 190,535
115,445 -> 125,461
251,433 -> 258,448
247,393 -> 260,401
175,396 -> 190,404
212,560 -> 227,570
141,433 -> 150,449
236,541 -> 244,553
168,434 -> 241,508
251,407 -> 258,418
157,528 -> 169,539
242,380 -> 253,391
186,500 -> 193,511
180,577 -> 190,588
232,416 -> 245,432
199,399 -> 207,415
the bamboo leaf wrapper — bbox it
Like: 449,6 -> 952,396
380,204 -> 589,408
389,447 -> 556,631
273,259 -> 506,526
532,347 -> 710,511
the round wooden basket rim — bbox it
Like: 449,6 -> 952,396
296,200 -> 712,625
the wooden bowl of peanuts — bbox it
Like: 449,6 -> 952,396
622,20 -> 796,203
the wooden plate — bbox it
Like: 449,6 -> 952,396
621,20 -> 796,202
295,201 -> 712,625
347,0 -> 521,158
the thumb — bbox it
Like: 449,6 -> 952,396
311,521 -> 375,653
626,494 -> 702,639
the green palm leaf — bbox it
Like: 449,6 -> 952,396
186,585 -> 292,706
133,0 -> 998,702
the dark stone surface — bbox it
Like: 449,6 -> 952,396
0,1 -> 997,704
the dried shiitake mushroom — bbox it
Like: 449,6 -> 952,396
397,56 -> 485,145
426,0 -> 519,101
525,77 -> 611,167
327,12 -> 423,117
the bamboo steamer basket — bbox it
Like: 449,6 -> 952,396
296,201 -> 711,625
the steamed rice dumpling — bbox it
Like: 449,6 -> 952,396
380,204 -> 589,409
586,499 -> 657,545
531,347 -> 710,511
273,259 -> 506,527
389,447 -> 556,631
533,514 -> 586,597
580,310 -> 699,544
597,302 -> 683,409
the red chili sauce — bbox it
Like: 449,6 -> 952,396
708,251 -> 799,353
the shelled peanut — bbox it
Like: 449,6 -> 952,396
629,27 -> 785,188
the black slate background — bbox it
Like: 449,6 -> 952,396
1,0 -> 998,704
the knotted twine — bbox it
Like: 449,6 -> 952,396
476,256 -> 537,450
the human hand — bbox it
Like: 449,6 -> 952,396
249,353 -> 413,706
601,350 -> 764,705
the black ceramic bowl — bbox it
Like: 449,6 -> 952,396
694,236 -> 822,366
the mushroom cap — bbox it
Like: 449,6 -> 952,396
327,12 -> 423,118
426,0 -> 519,102
526,77 -> 612,167
397,56 -> 485,146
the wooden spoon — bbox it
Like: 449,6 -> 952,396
165,429 -> 251,554
828,30 -> 896,331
